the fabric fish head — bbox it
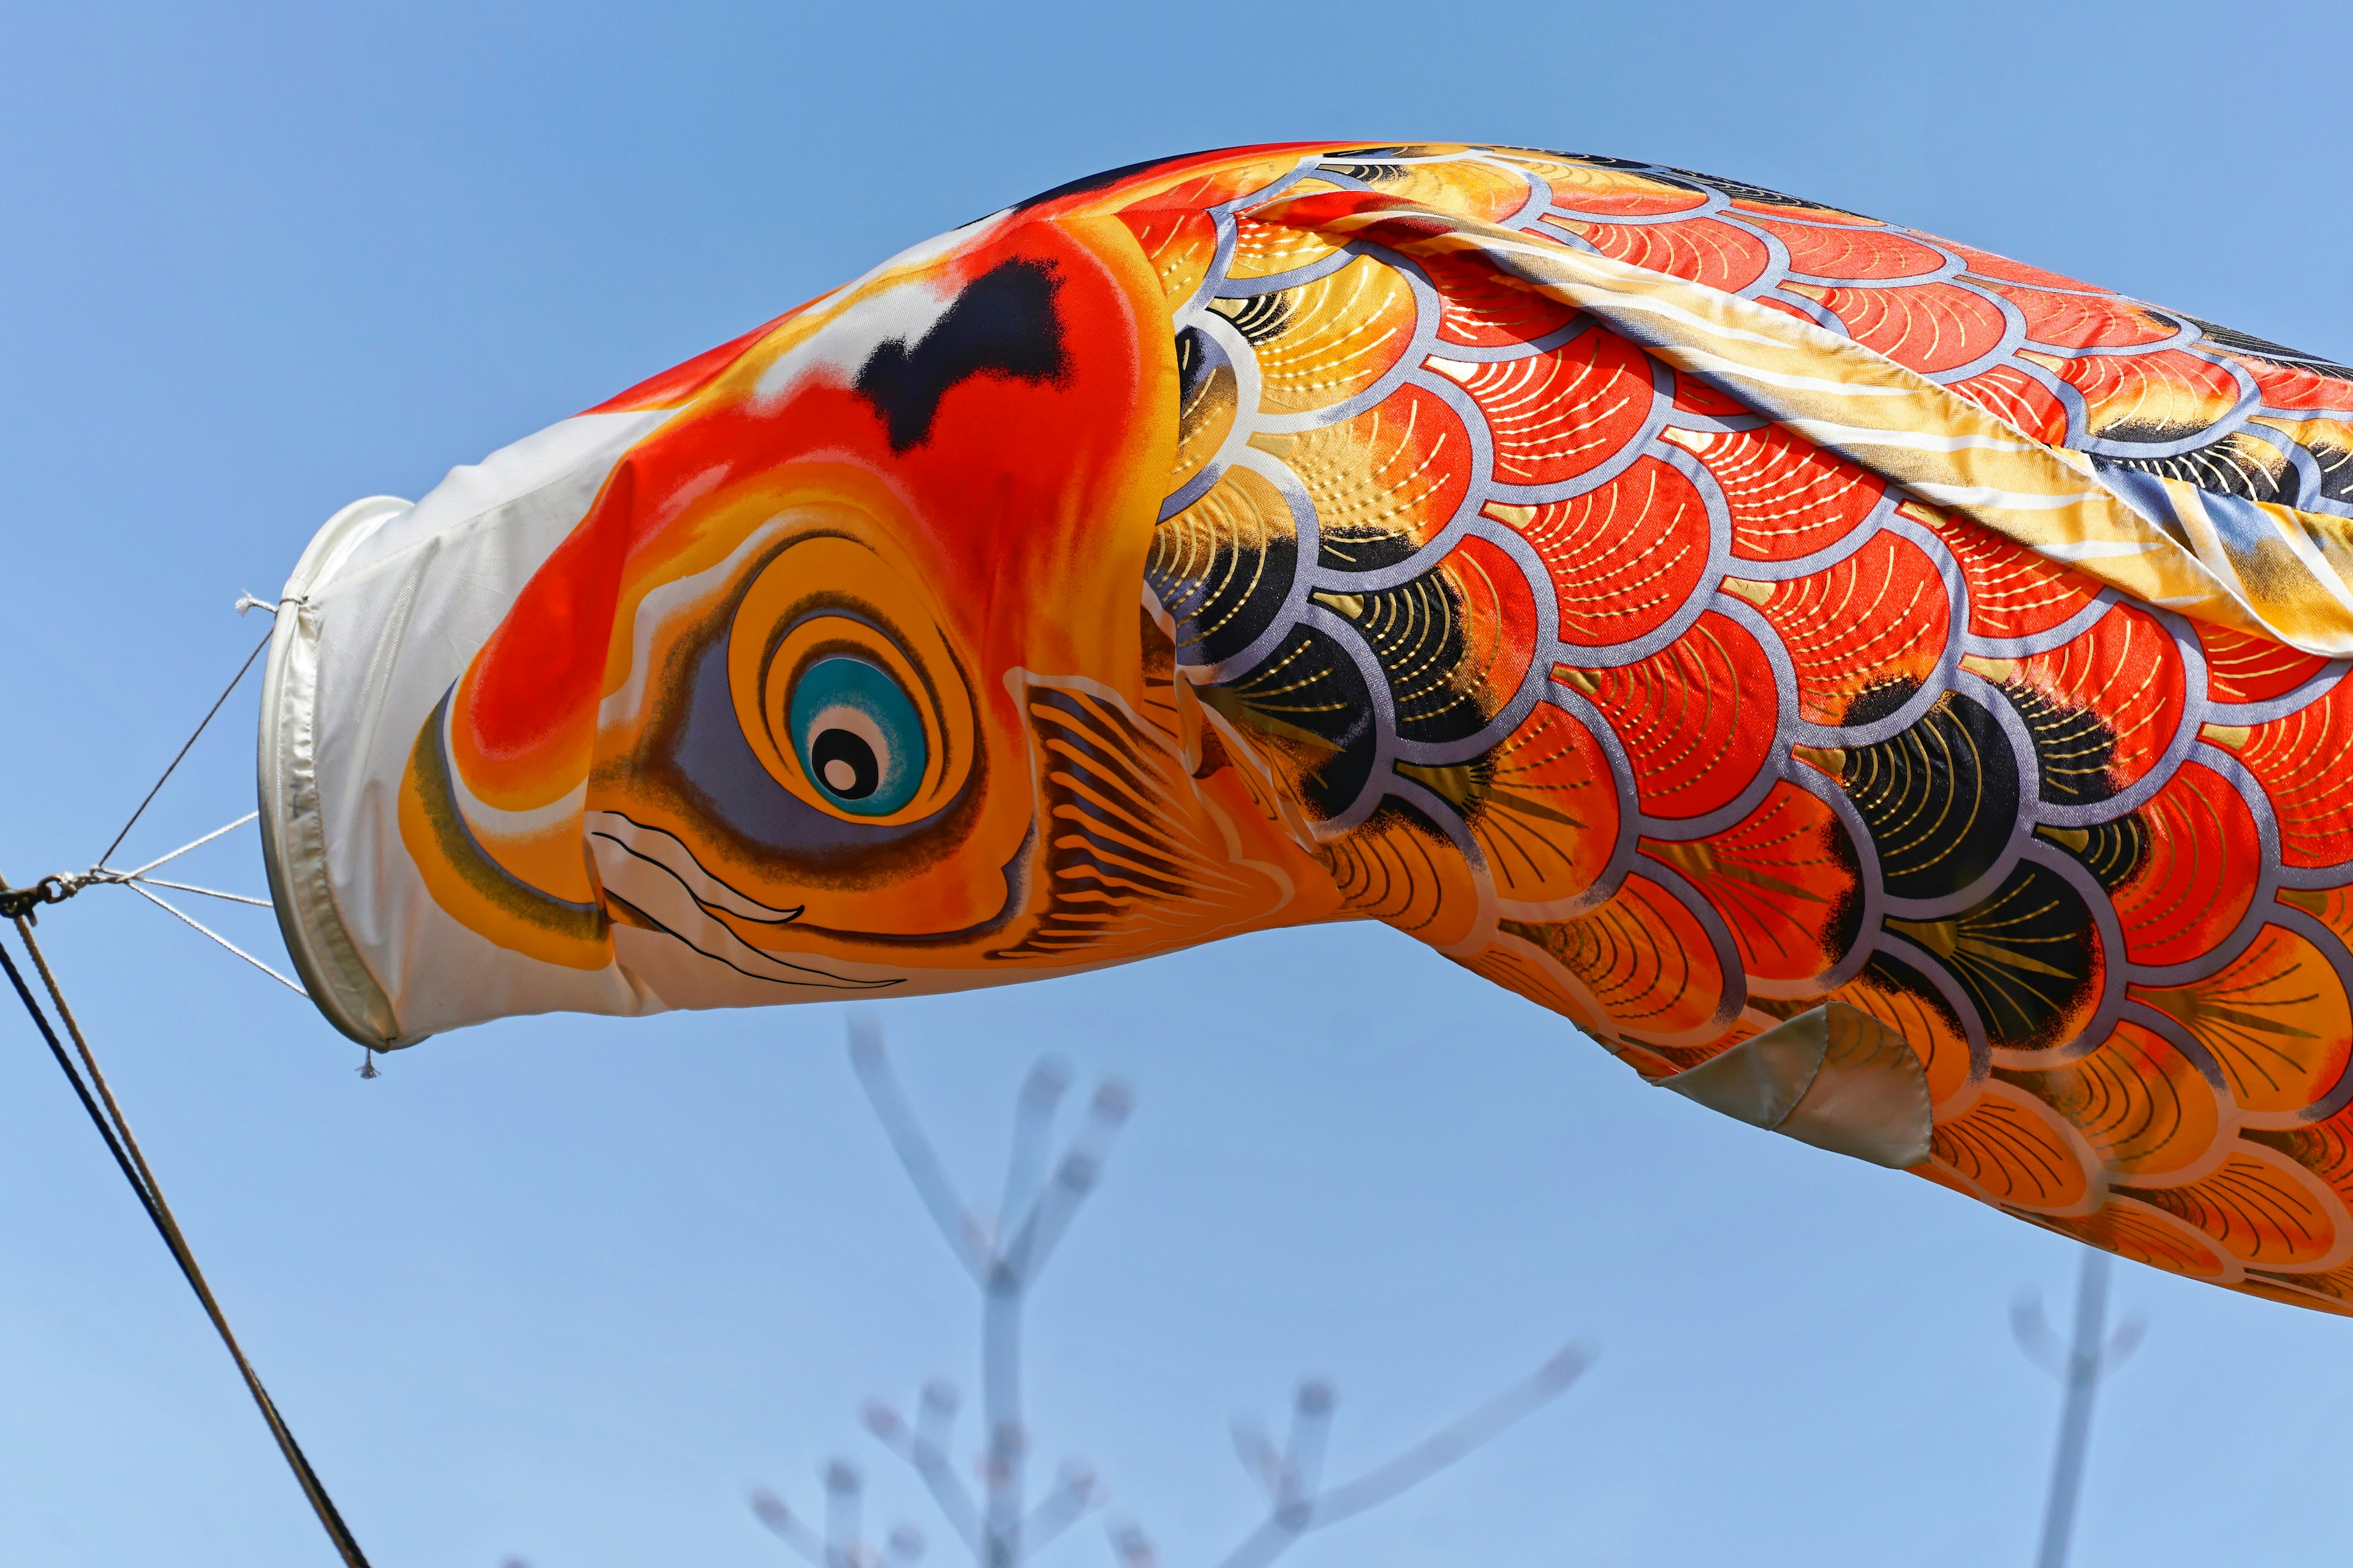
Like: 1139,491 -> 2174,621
395,211 -> 1259,990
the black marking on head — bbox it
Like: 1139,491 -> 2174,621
854,258 -> 1071,453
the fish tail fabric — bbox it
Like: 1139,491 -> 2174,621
262,143 -> 2353,1315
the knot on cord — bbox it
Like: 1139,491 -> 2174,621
0,871 -> 102,922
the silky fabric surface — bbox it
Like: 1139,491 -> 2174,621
262,143 -> 2353,1316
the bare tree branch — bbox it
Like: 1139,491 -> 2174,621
849,1019 -> 985,1279
1018,1460 -> 1103,1556
763,1029 -> 1588,1568
999,1078 -> 1130,1288
998,1059 -> 1072,1252
1280,1381 -> 1332,1506
752,1488 -> 843,1568
1308,1343 -> 1588,1528
2010,1298 -> 2066,1381
1228,1417 -> 1285,1502
826,1461 -> 864,1564
863,1396 -> 981,1551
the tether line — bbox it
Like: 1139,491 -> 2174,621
1,903 -> 371,1566
96,623 -> 273,869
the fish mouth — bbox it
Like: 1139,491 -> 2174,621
586,808 -> 1037,977
588,811 -> 890,991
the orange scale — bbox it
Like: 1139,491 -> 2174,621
1459,931 -> 1613,1042
1353,157 -> 1536,226
1419,251 -> 1580,348
1317,806 -> 1487,951
1726,198 -> 1879,227
1433,532 -> 1540,711
1580,216 -> 1773,296
1919,505 -> 2101,639
1119,158 -> 1306,216
2234,1268 -> 2353,1314
1536,165 -> 1713,219
1510,872 -> 1730,1041
1791,279 -> 2012,377
1473,701 -> 1620,911
2277,882 -> 2353,944
2006,603 -> 2186,797
2123,1146 -> 2343,1268
1226,254 -> 1421,420
1667,376 -> 1749,419
1937,240 -> 2104,294
1745,215 -> 1949,282
1640,781 -> 1859,985
1567,610 -> 1779,823
1226,213 -> 1346,280
1946,365 -> 2071,445
1742,528 -> 1950,725
2238,358 -> 2353,415
1116,208 -> 1220,309
1832,966 -> 1976,1107
1984,282 -> 2179,350
1754,298 -> 1824,328
1666,422 -> 1888,562
1495,455 -> 1711,649
1433,327 -> 1655,487
1251,382 -> 1471,557
2028,347 -> 2245,434
2007,1018 -> 2221,1180
2128,922 -> 2353,1118
2235,679 -> 2353,868
2113,761 -> 2260,967
1927,1080 -> 2095,1213
2249,1105 -> 2353,1206
2196,623 -> 2335,704
2042,1197 -> 2233,1279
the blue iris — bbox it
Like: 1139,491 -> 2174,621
789,656 -> 925,816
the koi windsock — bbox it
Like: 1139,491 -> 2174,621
261,143 -> 2353,1315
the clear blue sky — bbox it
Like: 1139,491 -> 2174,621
5,4 -> 2350,1564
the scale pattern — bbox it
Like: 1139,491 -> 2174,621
1104,145 -> 2353,1314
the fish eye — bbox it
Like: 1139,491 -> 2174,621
726,532 -> 978,828
788,656 -> 925,816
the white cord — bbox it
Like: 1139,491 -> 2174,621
123,883 -> 308,996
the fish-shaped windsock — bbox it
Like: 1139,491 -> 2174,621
262,143 -> 2353,1315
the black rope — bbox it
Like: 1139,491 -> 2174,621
97,622 -> 273,869
1,917 -> 373,1566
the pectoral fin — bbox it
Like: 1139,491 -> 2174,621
1659,1002 -> 1932,1170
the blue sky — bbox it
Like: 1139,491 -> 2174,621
5,3 -> 2351,1564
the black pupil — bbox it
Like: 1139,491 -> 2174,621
811,727 -> 880,799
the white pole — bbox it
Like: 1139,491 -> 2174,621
2032,1248 -> 2110,1568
